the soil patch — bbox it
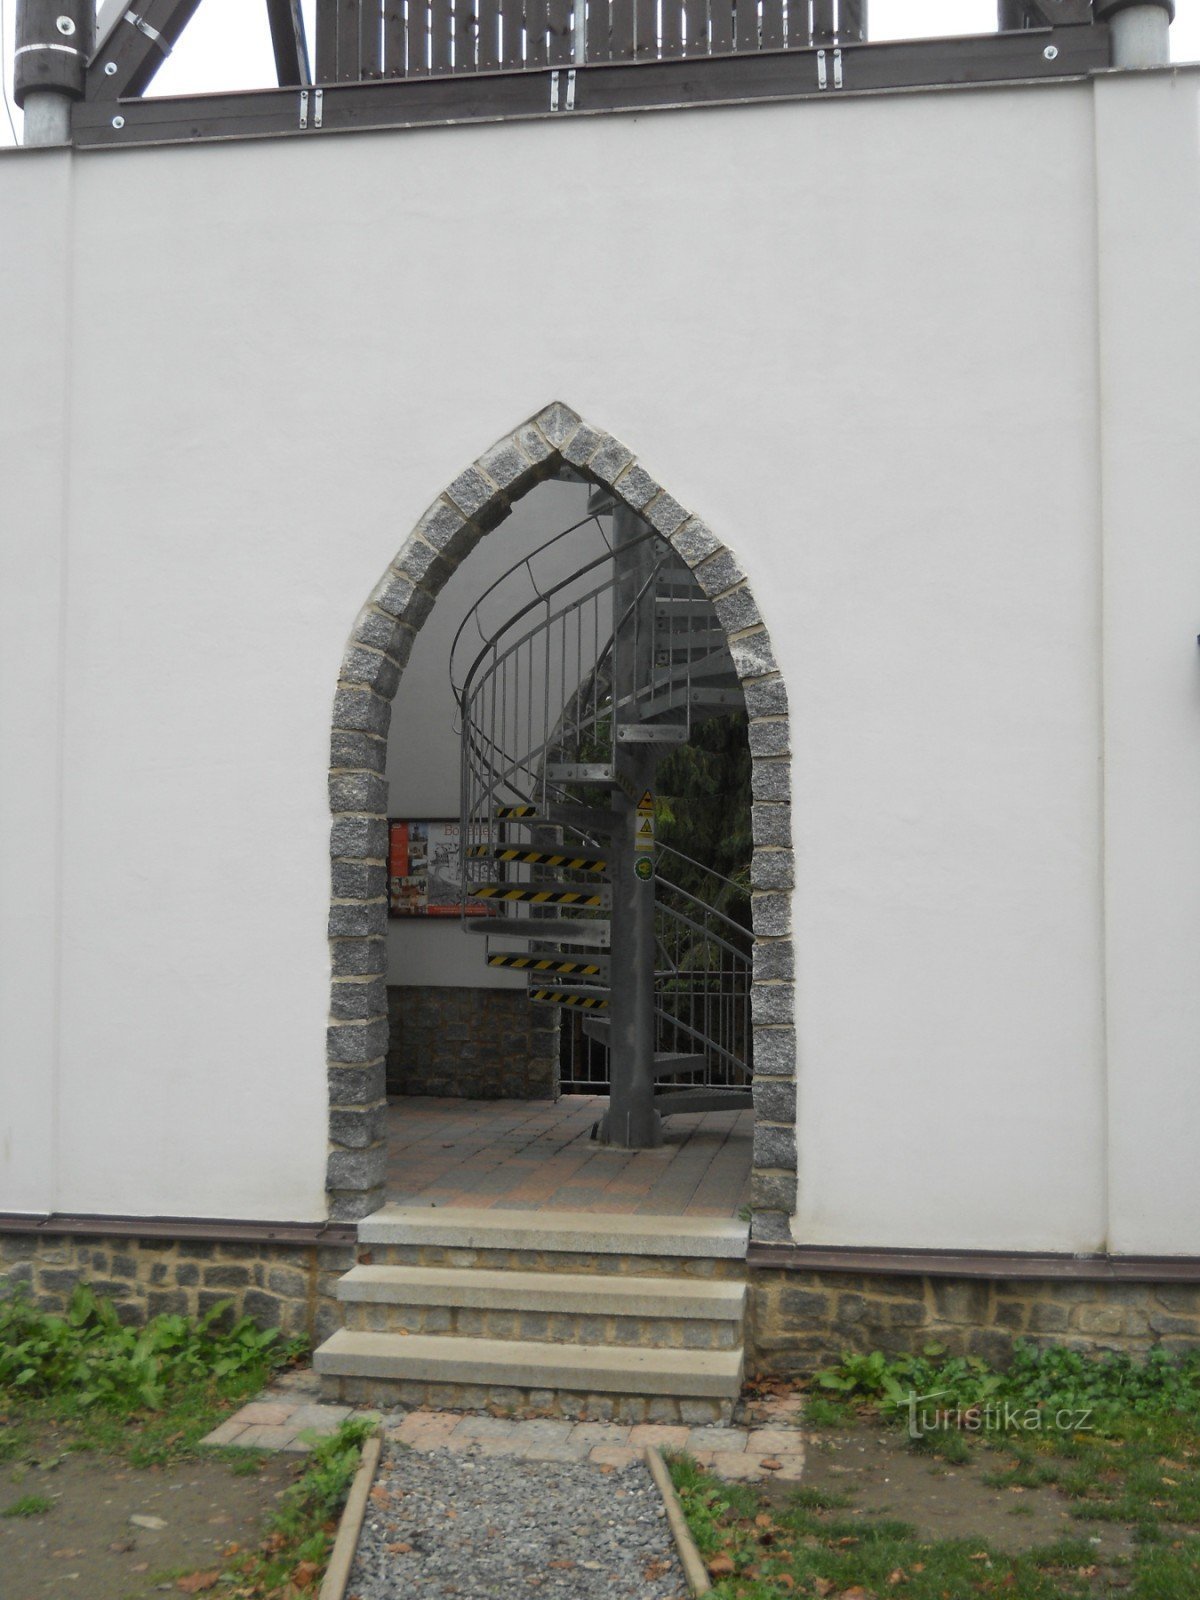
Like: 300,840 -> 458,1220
774,1420 -> 1135,1563
0,1427 -> 298,1600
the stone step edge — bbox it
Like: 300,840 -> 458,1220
359,1206 -> 750,1260
313,1329 -> 744,1400
337,1264 -> 746,1320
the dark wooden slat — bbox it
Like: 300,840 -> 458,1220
315,0 -> 339,79
660,0 -> 684,57
633,0 -> 658,60
785,0 -> 808,49
545,0 -> 573,63
476,0 -> 501,66
360,0 -> 382,75
734,0 -> 758,54
453,0 -> 480,71
337,0 -> 360,78
760,0 -> 783,51
588,0 -> 611,63
682,0 -> 708,58
430,0 -> 455,71
709,0 -> 732,55
383,0 -> 406,73
502,0 -> 526,65
811,0 -> 834,45
608,0 -> 634,59
407,0 -> 430,75
524,0 -> 548,64
839,0 -> 865,42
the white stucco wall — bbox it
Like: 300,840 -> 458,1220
0,69 -> 1197,1247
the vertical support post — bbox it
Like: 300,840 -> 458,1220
14,0 -> 92,146
1100,1 -> 1172,67
596,507 -> 662,1150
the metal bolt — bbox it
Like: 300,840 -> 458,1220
1043,44 -> 1059,60
111,115 -> 125,128
104,60 -> 118,75
55,15 -> 75,33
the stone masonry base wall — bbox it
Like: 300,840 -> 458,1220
0,1232 -> 356,1348
386,986 -> 558,1098
749,1269 -> 1200,1374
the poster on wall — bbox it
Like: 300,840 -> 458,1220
388,819 -> 494,917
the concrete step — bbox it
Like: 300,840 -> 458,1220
337,1266 -> 745,1349
358,1205 -> 749,1261
313,1328 -> 744,1407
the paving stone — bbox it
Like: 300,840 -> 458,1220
200,1419 -> 248,1447
287,1403 -> 353,1432
521,1439 -> 588,1462
711,1451 -> 763,1480
628,1424 -> 691,1450
235,1402 -> 295,1425
238,1424 -> 301,1449
747,1428 -> 803,1454
454,1416 -> 518,1440
588,1445 -> 642,1468
686,1426 -> 749,1454
568,1423 -> 632,1447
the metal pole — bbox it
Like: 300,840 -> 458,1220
1104,2 -> 1172,67
596,506 -> 662,1150
14,0 -> 92,147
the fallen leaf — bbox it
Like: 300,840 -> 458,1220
755,1513 -> 774,1529
775,1578 -> 795,1592
131,1563 -> 149,1574
888,1571 -> 908,1586
761,1457 -> 783,1470
839,1590 -> 872,1600
643,1558 -> 671,1580
130,1514 -> 168,1531
291,1560 -> 321,1588
51,1549 -> 83,1559
813,1580 -> 834,1598
109,1539 -> 137,1553
707,1555 -> 736,1577
385,1542 -> 413,1555
176,1574 -> 220,1594
548,1560 -> 575,1570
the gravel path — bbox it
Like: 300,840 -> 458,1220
349,1442 -> 687,1599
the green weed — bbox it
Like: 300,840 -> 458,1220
0,1491 -> 52,1517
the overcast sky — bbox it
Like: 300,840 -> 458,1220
1,0 -> 1197,147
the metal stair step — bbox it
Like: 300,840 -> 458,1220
313,1328 -> 744,1401
486,952 -> 608,979
493,804 -> 616,837
530,987 -> 609,1009
466,917 -> 611,947
335,1265 -> 746,1322
615,724 -> 690,744
467,845 -> 608,875
469,883 -> 611,909
545,763 -> 618,784
654,1089 -> 756,1116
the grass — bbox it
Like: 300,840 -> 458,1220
1,1491 -> 53,1517
0,1286 -> 376,1598
673,1342 -> 1200,1598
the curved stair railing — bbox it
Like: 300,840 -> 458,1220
453,497 -> 752,1132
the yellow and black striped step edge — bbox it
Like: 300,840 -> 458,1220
530,990 -> 610,1009
494,804 -> 538,818
487,954 -> 603,976
469,885 -> 606,906
467,846 -> 607,874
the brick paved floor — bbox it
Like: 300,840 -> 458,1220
201,1375 -> 805,1481
385,1095 -> 752,1217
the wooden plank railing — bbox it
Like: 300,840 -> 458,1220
315,0 -> 867,80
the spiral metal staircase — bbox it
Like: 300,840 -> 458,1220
453,485 -> 753,1148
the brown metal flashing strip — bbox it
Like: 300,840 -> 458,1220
748,1243 -> 1200,1284
0,1213 -> 356,1246
71,27 -> 1110,150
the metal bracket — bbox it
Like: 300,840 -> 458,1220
314,87 -> 323,127
124,9 -> 171,56
817,47 -> 844,89
549,68 -> 576,111
299,88 -> 308,128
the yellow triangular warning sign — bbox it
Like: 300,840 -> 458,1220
638,818 -> 654,835
637,789 -> 654,811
